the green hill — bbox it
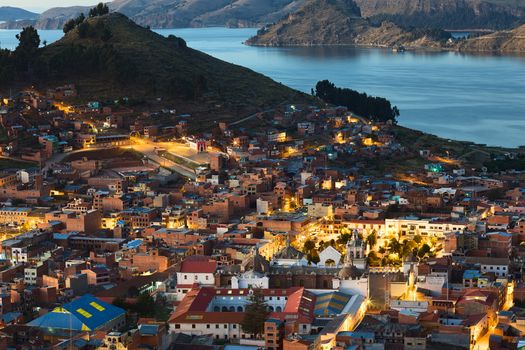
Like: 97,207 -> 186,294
3,13 -> 309,124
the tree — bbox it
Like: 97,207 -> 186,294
314,80 -> 400,123
241,290 -> 269,338
307,251 -> 320,265
14,26 -> 40,72
89,3 -> 110,17
417,243 -> 431,259
337,232 -> 351,246
63,19 -> 76,33
64,13 -> 86,33
303,239 -> 315,254
365,230 -> 378,247
16,26 -> 40,53
388,238 -> 401,254
368,251 -> 381,266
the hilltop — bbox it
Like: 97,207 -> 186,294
2,13 -> 309,125
246,0 -> 451,49
0,6 -> 38,22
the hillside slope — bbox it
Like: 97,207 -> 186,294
246,0 -> 450,49
29,13 -> 309,122
457,23 -> 525,52
356,0 -> 525,29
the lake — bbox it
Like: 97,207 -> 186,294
1,27 -> 525,147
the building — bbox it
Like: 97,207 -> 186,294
28,294 -> 125,333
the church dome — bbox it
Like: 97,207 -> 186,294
338,264 -> 360,280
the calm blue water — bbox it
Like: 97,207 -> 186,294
1,27 -> 525,147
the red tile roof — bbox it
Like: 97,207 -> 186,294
169,287 -> 315,324
180,256 -> 217,274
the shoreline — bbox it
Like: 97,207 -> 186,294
243,41 -> 525,56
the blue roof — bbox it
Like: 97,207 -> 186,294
463,270 -> 481,279
124,239 -> 143,250
28,294 -> 125,331
314,291 -> 351,316
0,311 -> 22,323
338,331 -> 374,340
139,324 -> 159,336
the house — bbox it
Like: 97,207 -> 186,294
175,255 -> 217,300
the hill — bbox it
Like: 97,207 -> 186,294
2,0 -> 524,30
246,0 -> 451,49
356,0 -> 525,30
457,23 -> 525,52
15,0 -> 307,30
0,6 -> 38,22
1,13 -> 309,125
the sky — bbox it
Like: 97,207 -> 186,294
0,1 -> 97,13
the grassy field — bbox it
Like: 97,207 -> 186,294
62,148 -> 143,162
0,158 -> 38,170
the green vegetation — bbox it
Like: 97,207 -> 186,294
484,155 -> 525,172
89,3 -> 110,18
112,293 -> 170,321
241,290 -> 270,338
62,148 -> 143,162
63,13 -> 86,33
0,158 -> 37,170
315,80 -> 400,123
159,151 -> 203,170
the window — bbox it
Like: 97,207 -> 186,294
207,324 -> 210,329
233,325 -> 237,329
224,325 -> 227,329
175,324 -> 181,329
216,325 -> 219,329
192,324 -> 196,329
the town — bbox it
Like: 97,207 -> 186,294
0,84 -> 524,350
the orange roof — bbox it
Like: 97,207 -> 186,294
169,287 -> 315,324
180,256 -> 217,273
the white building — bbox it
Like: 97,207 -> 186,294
175,256 -> 217,300
385,218 -> 467,239
307,202 -> 333,218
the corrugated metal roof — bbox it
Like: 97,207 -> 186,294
28,294 -> 125,331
